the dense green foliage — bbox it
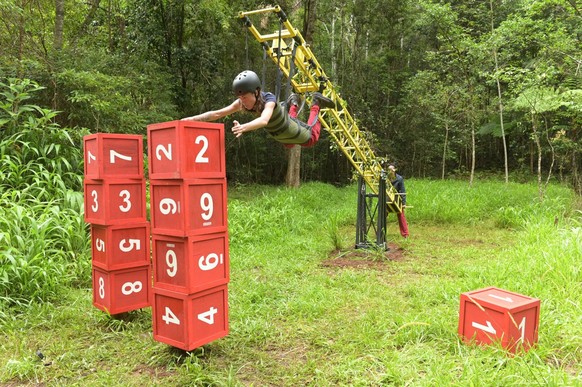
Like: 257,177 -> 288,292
0,0 -> 580,189
1,181 -> 580,385
0,78 -> 90,310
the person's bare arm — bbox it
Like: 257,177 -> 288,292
231,101 -> 275,138
182,99 -> 241,122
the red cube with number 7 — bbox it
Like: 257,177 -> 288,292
84,133 -> 143,180
458,287 -> 540,353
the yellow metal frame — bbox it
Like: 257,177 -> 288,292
239,6 -> 402,213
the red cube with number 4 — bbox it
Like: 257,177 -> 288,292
150,179 -> 227,236
147,120 -> 225,179
92,265 -> 151,315
91,223 -> 150,270
84,133 -> 143,180
458,287 -> 540,353
84,179 -> 146,225
152,232 -> 229,294
152,285 -> 228,351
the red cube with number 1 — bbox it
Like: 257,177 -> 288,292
147,120 -> 225,179
84,133 -> 143,180
458,287 -> 540,353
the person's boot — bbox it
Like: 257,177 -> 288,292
312,92 -> 336,109
286,93 -> 302,107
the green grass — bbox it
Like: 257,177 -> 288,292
1,180 -> 581,386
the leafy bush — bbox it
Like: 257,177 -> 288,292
0,78 -> 90,310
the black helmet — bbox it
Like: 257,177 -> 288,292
232,70 -> 261,95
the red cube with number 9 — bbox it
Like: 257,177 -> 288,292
150,179 -> 227,236
92,265 -> 151,315
152,285 -> 228,351
147,120 -> 225,179
152,233 -> 229,294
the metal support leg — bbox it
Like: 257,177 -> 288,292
355,174 -> 388,250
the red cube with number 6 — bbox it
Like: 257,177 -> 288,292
150,179 -> 227,236
84,179 -> 146,225
84,133 -> 143,180
152,233 -> 229,294
92,265 -> 151,315
152,285 -> 228,351
147,120 -> 225,179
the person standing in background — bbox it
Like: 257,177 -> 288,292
388,164 -> 409,238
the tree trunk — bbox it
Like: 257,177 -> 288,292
441,121 -> 449,179
54,0 -> 64,50
489,0 -> 509,184
531,113 -> 543,199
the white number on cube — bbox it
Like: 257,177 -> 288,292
165,246 -> 178,277
195,135 -> 209,163
198,253 -> 222,271
159,198 -> 178,215
197,307 -> 218,325
119,238 -> 140,252
200,193 -> 213,220
119,190 -> 132,212
156,144 -> 172,160
162,306 -> 180,325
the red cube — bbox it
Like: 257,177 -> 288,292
84,179 -> 146,225
458,287 -> 540,353
92,265 -> 152,315
147,120 -> 225,179
150,179 -> 227,236
152,286 -> 229,351
84,134 -> 144,180
91,223 -> 151,270
152,233 -> 229,293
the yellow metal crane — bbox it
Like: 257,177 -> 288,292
239,6 -> 403,215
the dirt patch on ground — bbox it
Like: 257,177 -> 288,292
322,243 -> 406,269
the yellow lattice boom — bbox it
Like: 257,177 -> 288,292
239,6 -> 402,213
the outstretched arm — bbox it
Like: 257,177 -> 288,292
182,99 -> 241,122
231,101 -> 275,138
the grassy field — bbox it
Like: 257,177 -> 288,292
1,179 -> 581,386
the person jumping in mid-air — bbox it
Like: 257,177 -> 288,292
181,70 -> 336,148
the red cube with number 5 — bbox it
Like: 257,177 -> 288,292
91,223 -> 150,270
84,179 -> 146,225
84,133 -> 143,180
92,265 -> 151,315
152,232 -> 229,294
147,120 -> 225,179
150,179 -> 227,236
152,285 -> 228,351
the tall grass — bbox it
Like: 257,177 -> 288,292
0,78 -> 91,312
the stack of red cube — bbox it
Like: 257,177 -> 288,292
83,134 -> 151,315
147,120 -> 229,351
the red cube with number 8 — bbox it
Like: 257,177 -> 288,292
152,232 -> 229,294
91,223 -> 150,270
150,179 -> 227,236
92,265 -> 151,315
147,120 -> 225,179
84,133 -> 143,180
84,179 -> 146,225
152,285 -> 228,351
